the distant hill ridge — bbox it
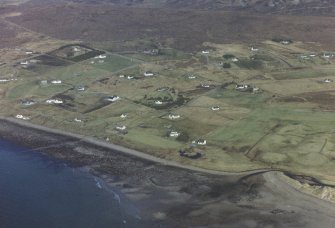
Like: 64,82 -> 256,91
66,0 -> 335,16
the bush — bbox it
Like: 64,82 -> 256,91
223,54 -> 235,60
236,59 -> 263,69
177,132 -> 189,142
271,36 -> 293,44
222,63 -> 231,68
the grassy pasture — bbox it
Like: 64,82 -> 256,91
88,55 -> 136,72
5,39 -> 335,179
272,68 -> 335,80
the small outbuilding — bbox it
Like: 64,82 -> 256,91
105,96 -> 120,102
144,72 -> 154,77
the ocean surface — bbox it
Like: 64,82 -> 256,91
0,139 -> 154,228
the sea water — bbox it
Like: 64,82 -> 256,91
0,139 -> 155,228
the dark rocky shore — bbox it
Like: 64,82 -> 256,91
1,119 -> 335,228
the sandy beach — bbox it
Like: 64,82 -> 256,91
1,117 -> 335,227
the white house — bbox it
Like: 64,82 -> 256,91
119,75 -> 125,78
188,75 -> 196,79
106,96 -> 120,102
22,100 -> 36,106
51,80 -> 62,84
169,114 -> 181,120
76,86 -> 85,91
280,41 -> 290,45
300,55 -> 308,59
20,61 -> 29,65
46,99 -> 63,104
236,84 -> 250,90
251,47 -> 259,52
25,51 -> 33,55
40,80 -> 48,86
169,131 -> 180,137
201,84 -> 210,88
0,78 -> 16,83
231,58 -> 239,62
120,113 -> 128,118
155,100 -> 163,105
324,79 -> 333,83
127,75 -> 134,80
95,54 -> 107,59
54,99 -> 63,104
202,50 -> 210,54
73,47 -> 81,52
309,54 -> 316,57
15,114 -> 30,120
143,49 -> 159,55
323,53 -> 333,58
157,87 -> 169,92
253,87 -> 260,93
192,139 -> 207,145
116,125 -> 127,131
74,118 -> 83,123
29,59 -> 38,64
211,106 -> 220,111
144,71 -> 154,77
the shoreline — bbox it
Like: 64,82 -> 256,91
0,117 -> 273,176
3,117 -> 335,186
2,117 -> 335,227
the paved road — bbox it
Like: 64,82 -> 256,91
1,117 -> 274,177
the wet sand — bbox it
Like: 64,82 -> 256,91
1,118 -> 335,227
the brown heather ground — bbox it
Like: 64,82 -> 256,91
2,3 -> 335,51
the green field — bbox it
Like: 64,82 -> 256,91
2,40 -> 335,181
88,54 -> 137,72
272,67 -> 335,80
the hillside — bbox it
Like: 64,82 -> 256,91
62,0 -> 335,16
5,3 -> 335,51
